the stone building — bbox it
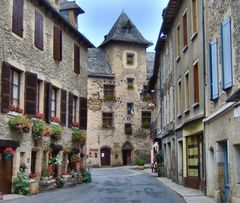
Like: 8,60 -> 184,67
0,0 -> 93,194
87,12 -> 153,167
151,0 -> 206,191
204,0 -> 240,202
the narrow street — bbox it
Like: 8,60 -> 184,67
4,168 -> 185,203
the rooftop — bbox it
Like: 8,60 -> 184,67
59,0 -> 84,15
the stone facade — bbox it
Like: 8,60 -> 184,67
87,12 -> 152,167
204,0 -> 240,202
0,0 -> 92,194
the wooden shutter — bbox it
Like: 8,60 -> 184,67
1,62 -> 11,113
53,26 -> 62,61
12,0 -> 24,37
61,89 -> 67,126
35,10 -> 44,50
68,93 -> 73,128
25,72 -> 37,116
44,82 -> 52,123
209,38 -> 219,100
74,44 -> 80,74
194,63 -> 200,103
221,17 -> 232,90
79,97 -> 87,130
183,12 -> 188,47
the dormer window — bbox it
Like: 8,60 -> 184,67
127,53 -> 134,65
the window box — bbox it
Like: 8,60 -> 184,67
142,94 -> 152,101
104,95 -> 116,101
127,84 -> 134,89
50,125 -> 63,141
8,115 -> 31,134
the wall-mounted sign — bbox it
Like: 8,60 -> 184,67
147,102 -> 156,111
88,98 -> 101,112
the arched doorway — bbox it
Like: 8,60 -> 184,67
122,141 -> 133,166
100,147 -> 111,166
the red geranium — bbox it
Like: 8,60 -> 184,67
29,173 -> 37,179
50,116 -> 60,124
72,121 -> 79,128
16,106 -> 23,113
36,113 -> 44,120
4,147 -> 14,156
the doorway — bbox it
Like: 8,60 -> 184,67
123,150 -> 131,165
0,148 -> 13,194
101,147 -> 111,166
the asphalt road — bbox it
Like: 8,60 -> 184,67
4,167 -> 185,203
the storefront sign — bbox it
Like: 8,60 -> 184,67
88,98 -> 101,112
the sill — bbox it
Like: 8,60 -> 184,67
182,45 -> 188,53
102,127 -> 114,130
190,32 -> 198,41
184,109 -> 190,115
176,56 -> 180,63
7,111 -> 22,117
192,103 -> 200,109
177,114 -> 182,119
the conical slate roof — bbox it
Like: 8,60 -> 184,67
100,12 -> 152,47
59,0 -> 84,14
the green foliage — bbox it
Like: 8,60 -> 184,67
12,172 -> 30,195
41,169 -> 51,177
142,122 -> 150,129
49,155 -> 62,166
125,127 -> 132,135
72,129 -> 82,141
8,116 -> 31,134
50,125 -> 63,141
127,84 -> 134,89
82,170 -> 92,183
104,95 -> 116,101
32,119 -> 44,138
135,159 -> 145,166
142,93 -> 152,101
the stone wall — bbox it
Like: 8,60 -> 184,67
87,42 -> 151,167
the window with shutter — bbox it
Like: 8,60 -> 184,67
51,88 -> 57,117
221,17 -> 233,90
60,89 -> 67,126
25,72 -> 37,116
12,0 -> 24,37
53,26 -> 62,61
74,44 -> 80,74
79,97 -> 87,130
183,11 -> 188,48
35,10 -> 44,50
209,38 -> 219,100
44,82 -> 52,122
1,62 -> 11,113
68,93 -> 73,127
72,96 -> 77,122
11,70 -> 20,107
177,80 -> 182,114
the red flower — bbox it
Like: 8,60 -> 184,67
36,113 -> 44,120
4,147 -> 14,156
16,106 -> 23,113
72,121 -> 79,127
50,116 -> 60,124
9,104 -> 16,111
29,173 -> 37,179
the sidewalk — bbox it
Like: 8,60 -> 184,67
0,194 -> 25,202
143,169 -> 216,203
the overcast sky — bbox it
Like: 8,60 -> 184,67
76,0 -> 169,52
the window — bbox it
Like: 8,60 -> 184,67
31,151 -> 37,173
35,10 -> 44,50
51,88 -> 57,117
142,111 -> 151,129
183,11 -> 188,48
11,70 -> 20,107
79,97 -> 88,130
127,78 -> 134,89
74,44 -> 80,74
102,113 -> 113,128
36,80 -> 42,113
191,0 -> 197,34
193,61 -> 200,104
72,96 -> 77,122
12,0 -> 24,37
125,123 -> 132,135
53,26 -> 62,61
209,38 -> 219,100
185,72 -> 190,110
176,24 -> 180,58
221,17 -> 233,90
127,103 -> 134,115
177,80 -> 182,115
104,85 -> 115,100
127,53 -> 134,65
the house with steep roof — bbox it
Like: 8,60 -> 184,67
86,12 -> 154,167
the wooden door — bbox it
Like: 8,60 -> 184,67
101,148 -> 111,166
123,150 -> 131,165
0,150 -> 13,194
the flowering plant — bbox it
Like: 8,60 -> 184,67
4,147 -> 14,157
32,119 -> 52,140
49,155 -> 62,166
16,106 -> 23,113
50,116 -> 60,124
8,116 -> 32,133
36,113 -> 44,120
29,173 -> 37,179
9,105 -> 23,113
50,125 -> 63,141
62,172 -> 69,176
72,121 -> 79,128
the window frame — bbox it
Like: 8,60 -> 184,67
176,24 -> 181,59
177,79 -> 182,115
10,69 -> 20,107
182,10 -> 188,50
127,103 -> 134,115
191,0 -> 198,35
184,71 -> 190,111
104,84 -> 115,99
193,60 -> 200,104
126,53 -> 135,65
102,112 -> 113,128
142,111 -> 151,128
72,95 -> 77,122
51,87 -> 57,117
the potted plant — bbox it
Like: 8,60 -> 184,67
72,121 -> 79,128
50,116 -> 60,124
72,129 -> 82,142
8,116 -> 31,134
41,169 -> 51,181
12,172 -> 30,195
32,119 -> 45,140
28,173 -> 38,195
136,159 -> 145,170
3,147 -> 14,160
19,162 -> 27,172
50,125 -> 63,141
36,112 -> 44,120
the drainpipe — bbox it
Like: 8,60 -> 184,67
202,0 -> 207,194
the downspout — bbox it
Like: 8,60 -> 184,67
202,0 -> 207,194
